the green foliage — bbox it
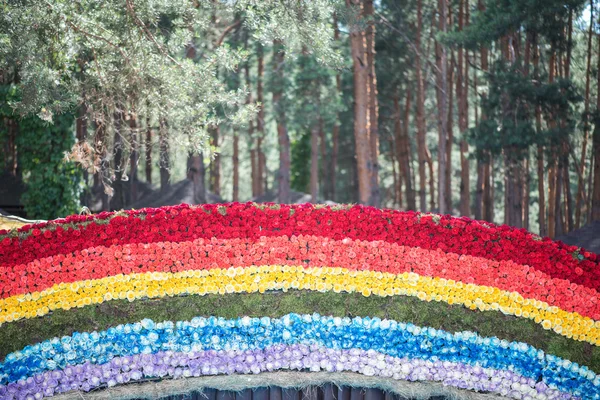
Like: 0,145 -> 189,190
450,0 -> 585,50
469,60 -> 581,160
291,131 -> 311,192
17,114 -> 82,219
0,84 -> 82,219
0,0 -> 342,159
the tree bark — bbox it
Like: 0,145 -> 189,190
145,113 -> 152,184
189,153 -> 206,204
347,0 -> 375,205
548,50 -> 557,237
319,117 -> 328,200
390,136 -> 400,208
112,108 -> 125,210
257,43 -> 266,196
523,157 -> 530,230
560,12 -> 574,233
532,34 -> 546,236
445,7 -> 454,214
435,0 -> 449,214
403,87 -> 416,210
426,148 -> 436,210
475,160 -> 484,220
76,103 -> 89,191
592,20 -> 600,221
94,119 -> 109,211
478,0 -> 493,222
364,0 -> 380,207
159,116 -> 170,194
209,126 -> 220,196
592,124 -> 600,220
415,0 -> 427,211
501,34 -> 523,229
576,0 -> 594,228
233,132 -> 239,202
311,124 -> 319,203
564,157 -> 574,231
394,89 -> 416,211
273,40 -> 291,204
446,50 -> 454,213
505,152 -> 523,228
244,61 -> 258,198
332,14 -> 342,202
458,0 -> 470,217
128,110 -> 139,204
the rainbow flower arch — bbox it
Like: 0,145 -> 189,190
0,203 -> 599,399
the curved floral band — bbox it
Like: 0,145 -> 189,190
2,314 -> 598,398
0,345 -> 579,400
1,204 -> 598,289
3,236 -> 598,320
2,204 -> 597,399
2,265 -> 598,345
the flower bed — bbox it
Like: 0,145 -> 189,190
2,314 -> 598,399
0,203 -> 598,399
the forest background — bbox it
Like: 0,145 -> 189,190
1,0 -> 599,239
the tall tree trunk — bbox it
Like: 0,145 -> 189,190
233,132 -> 239,202
390,136 -> 400,208
311,124 -> 319,203
473,47 -> 483,220
319,117 -> 328,200
458,0 -> 470,217
592,124 -> 600,220
76,103 -> 91,206
532,34 -> 546,236
159,116 -> 170,194
548,50 -> 558,237
475,160 -> 484,220
112,108 -> 125,210
209,126 -> 220,196
505,153 -> 523,228
128,109 -> 139,204
446,51 -> 454,213
245,60 -> 258,198
364,0 -> 380,207
523,157 -> 530,230
522,35 -> 531,229
403,87 -> 416,210
564,160 -> 574,231
76,105 -> 87,144
537,145 -> 546,235
576,0 -> 594,228
502,34 -> 523,228
436,0 -> 449,214
273,40 -> 291,204
94,119 -> 109,211
394,89 -> 416,211
145,113 -> 152,184
189,153 -> 206,204
332,14 -> 342,202
347,0 -> 374,205
257,44 -> 266,196
560,12 -> 574,233
426,149 -> 436,210
445,7 -> 454,214
415,0 -> 427,211
592,21 -> 600,221
76,103 -> 88,185
478,0 -> 492,222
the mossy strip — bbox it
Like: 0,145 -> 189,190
0,291 -> 597,372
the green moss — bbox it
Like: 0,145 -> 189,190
0,291 -> 598,372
